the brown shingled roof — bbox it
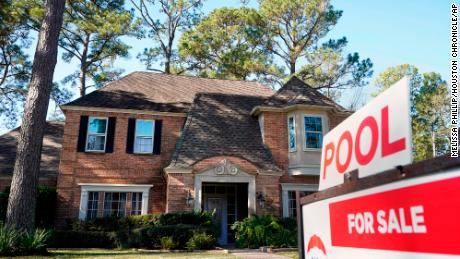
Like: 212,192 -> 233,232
261,76 -> 348,111
63,72 -> 274,112
169,93 -> 280,172
0,121 -> 64,177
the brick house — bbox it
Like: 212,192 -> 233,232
56,72 -> 349,244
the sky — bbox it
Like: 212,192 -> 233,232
1,0 -> 451,134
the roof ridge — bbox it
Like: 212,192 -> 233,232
133,71 -> 268,86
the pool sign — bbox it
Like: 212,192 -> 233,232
302,167 -> 460,259
319,77 -> 412,190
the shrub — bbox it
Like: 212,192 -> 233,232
232,215 -> 297,248
0,186 -> 57,228
0,224 -> 18,255
160,236 -> 176,250
49,230 -> 116,248
17,229 -> 50,254
186,232 -> 215,251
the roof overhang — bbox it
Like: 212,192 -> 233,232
61,105 -> 187,117
250,104 -> 352,117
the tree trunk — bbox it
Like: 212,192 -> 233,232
431,124 -> 436,158
6,0 -> 65,232
289,61 -> 296,75
79,35 -> 90,96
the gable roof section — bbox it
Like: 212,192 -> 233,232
169,93 -> 280,172
63,72 -> 274,113
0,121 -> 64,177
253,76 -> 348,114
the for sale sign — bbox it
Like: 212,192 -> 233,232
302,166 -> 460,259
319,77 -> 412,190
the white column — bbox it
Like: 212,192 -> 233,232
282,190 -> 289,218
141,191 -> 149,214
79,189 -> 89,220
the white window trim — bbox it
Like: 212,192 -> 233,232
78,183 -> 152,220
85,117 -> 108,153
287,115 -> 296,152
258,114 -> 264,143
133,119 -> 155,154
302,114 -> 325,152
281,183 -> 318,218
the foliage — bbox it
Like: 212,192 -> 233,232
0,224 -> 50,255
179,7 -> 283,83
62,211 -> 217,249
0,186 -> 57,228
232,215 -> 297,248
185,232 -> 215,251
0,224 -> 18,254
131,0 -> 204,74
160,236 -> 176,250
49,230 -> 116,248
373,64 -> 450,160
17,228 -> 49,254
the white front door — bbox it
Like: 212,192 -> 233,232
204,196 -> 227,245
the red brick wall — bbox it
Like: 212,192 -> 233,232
165,173 -> 194,213
56,110 -> 185,226
263,112 -> 289,171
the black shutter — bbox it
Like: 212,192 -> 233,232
153,120 -> 162,155
105,117 -> 116,153
126,118 -> 136,154
77,116 -> 89,152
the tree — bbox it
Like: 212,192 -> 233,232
131,0 -> 203,74
373,64 -> 450,161
259,0 -> 372,90
178,7 -> 282,82
60,0 -> 139,96
6,0 -> 65,231
18,0 -> 138,97
0,0 -> 32,127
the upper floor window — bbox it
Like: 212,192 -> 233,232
304,116 -> 323,149
288,116 -> 296,151
86,117 -> 108,152
134,120 -> 155,154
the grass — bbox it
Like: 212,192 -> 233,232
14,249 -> 239,259
274,251 -> 299,259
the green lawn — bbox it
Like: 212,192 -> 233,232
15,249 -> 239,259
274,251 -> 299,259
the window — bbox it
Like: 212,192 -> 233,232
86,117 -> 108,151
86,192 -> 99,219
304,116 -> 323,149
288,116 -> 296,151
103,192 -> 127,217
131,192 -> 143,215
134,120 -> 154,154
287,190 -> 315,218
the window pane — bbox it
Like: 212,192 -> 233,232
288,117 -> 296,150
103,192 -> 127,217
136,120 -> 153,136
131,192 -> 143,215
87,192 -> 99,219
88,118 -> 107,134
305,132 -> 322,149
304,117 -> 322,132
87,135 -> 106,151
134,137 -> 153,153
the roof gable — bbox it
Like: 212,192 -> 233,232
262,76 -> 347,111
169,93 -> 280,172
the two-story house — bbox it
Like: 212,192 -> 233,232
56,72 -> 349,244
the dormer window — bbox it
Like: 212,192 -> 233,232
86,117 -> 108,152
288,115 -> 296,151
304,115 -> 323,149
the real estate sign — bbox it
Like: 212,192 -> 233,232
302,166 -> 460,259
319,77 -> 413,190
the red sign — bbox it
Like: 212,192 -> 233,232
329,176 -> 460,255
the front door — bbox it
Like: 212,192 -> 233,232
204,195 -> 227,245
